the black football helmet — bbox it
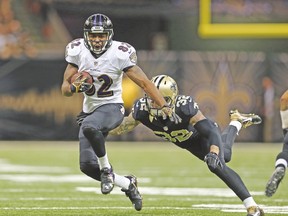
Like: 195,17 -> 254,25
83,14 -> 114,55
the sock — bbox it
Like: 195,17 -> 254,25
98,154 -> 111,170
114,174 -> 130,190
280,110 -> 288,129
243,197 -> 257,209
275,159 -> 288,169
229,120 -> 242,134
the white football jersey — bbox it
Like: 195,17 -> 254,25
65,38 -> 137,113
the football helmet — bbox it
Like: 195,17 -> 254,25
83,14 -> 114,55
146,75 -> 178,117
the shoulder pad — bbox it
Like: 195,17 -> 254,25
66,39 -> 83,57
114,41 -> 136,60
176,95 -> 198,117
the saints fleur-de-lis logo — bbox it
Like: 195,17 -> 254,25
195,63 -> 256,127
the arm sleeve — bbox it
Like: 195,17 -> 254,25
194,119 -> 221,148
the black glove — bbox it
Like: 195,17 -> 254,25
204,152 -> 223,170
70,75 -> 93,93
161,105 -> 182,124
76,111 -> 90,126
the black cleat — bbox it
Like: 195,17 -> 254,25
100,167 -> 114,194
265,166 -> 285,197
121,175 -> 143,211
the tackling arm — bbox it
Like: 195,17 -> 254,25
109,112 -> 141,135
125,65 -> 167,108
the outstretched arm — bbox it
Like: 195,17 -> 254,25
109,112 -> 141,135
125,65 -> 167,108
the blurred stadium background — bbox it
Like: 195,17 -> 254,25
0,0 -> 288,143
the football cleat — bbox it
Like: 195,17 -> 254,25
229,110 -> 262,128
121,175 -> 143,211
247,206 -> 265,216
265,166 -> 285,197
100,167 -> 115,194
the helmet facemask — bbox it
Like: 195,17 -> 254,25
146,75 -> 178,120
83,14 -> 114,55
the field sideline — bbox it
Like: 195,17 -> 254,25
0,141 -> 287,216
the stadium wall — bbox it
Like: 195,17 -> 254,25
0,51 -> 287,142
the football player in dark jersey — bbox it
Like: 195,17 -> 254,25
110,75 -> 264,216
265,89 -> 288,197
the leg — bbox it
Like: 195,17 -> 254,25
79,104 -> 142,209
204,126 -> 264,216
265,90 -> 288,197
79,133 -> 101,181
207,159 -> 264,215
221,125 -> 239,163
222,110 -> 262,162
81,104 -> 124,194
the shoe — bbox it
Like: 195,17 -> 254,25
100,167 -> 115,194
247,206 -> 264,216
121,175 -> 143,211
265,166 -> 285,197
229,110 -> 262,128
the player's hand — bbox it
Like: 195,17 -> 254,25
161,105 -> 182,124
70,74 -> 93,93
76,111 -> 89,126
204,152 -> 223,170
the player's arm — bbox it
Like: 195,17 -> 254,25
189,110 -> 220,154
125,65 -> 167,108
61,63 -> 78,97
190,110 -> 223,170
109,112 -> 141,135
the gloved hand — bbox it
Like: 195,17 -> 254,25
161,105 -> 182,124
70,74 -> 93,93
76,111 -> 90,126
204,152 -> 223,170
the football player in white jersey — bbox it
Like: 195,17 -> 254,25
265,89 -> 288,197
61,14 -> 180,211
110,75 -> 265,216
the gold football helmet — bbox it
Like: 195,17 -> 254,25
146,75 -> 178,118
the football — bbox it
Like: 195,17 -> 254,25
71,71 -> 93,84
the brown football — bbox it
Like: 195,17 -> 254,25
71,71 -> 93,84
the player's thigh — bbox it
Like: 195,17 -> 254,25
83,103 -> 125,131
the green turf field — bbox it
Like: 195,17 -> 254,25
0,141 -> 287,216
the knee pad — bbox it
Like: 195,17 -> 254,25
80,162 -> 101,181
224,154 -> 232,163
82,126 -> 103,141
83,126 -> 97,138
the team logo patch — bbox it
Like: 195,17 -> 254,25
129,52 -> 137,63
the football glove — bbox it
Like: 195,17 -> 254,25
76,111 -> 90,126
70,74 -> 93,93
161,105 -> 182,124
204,152 -> 223,170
